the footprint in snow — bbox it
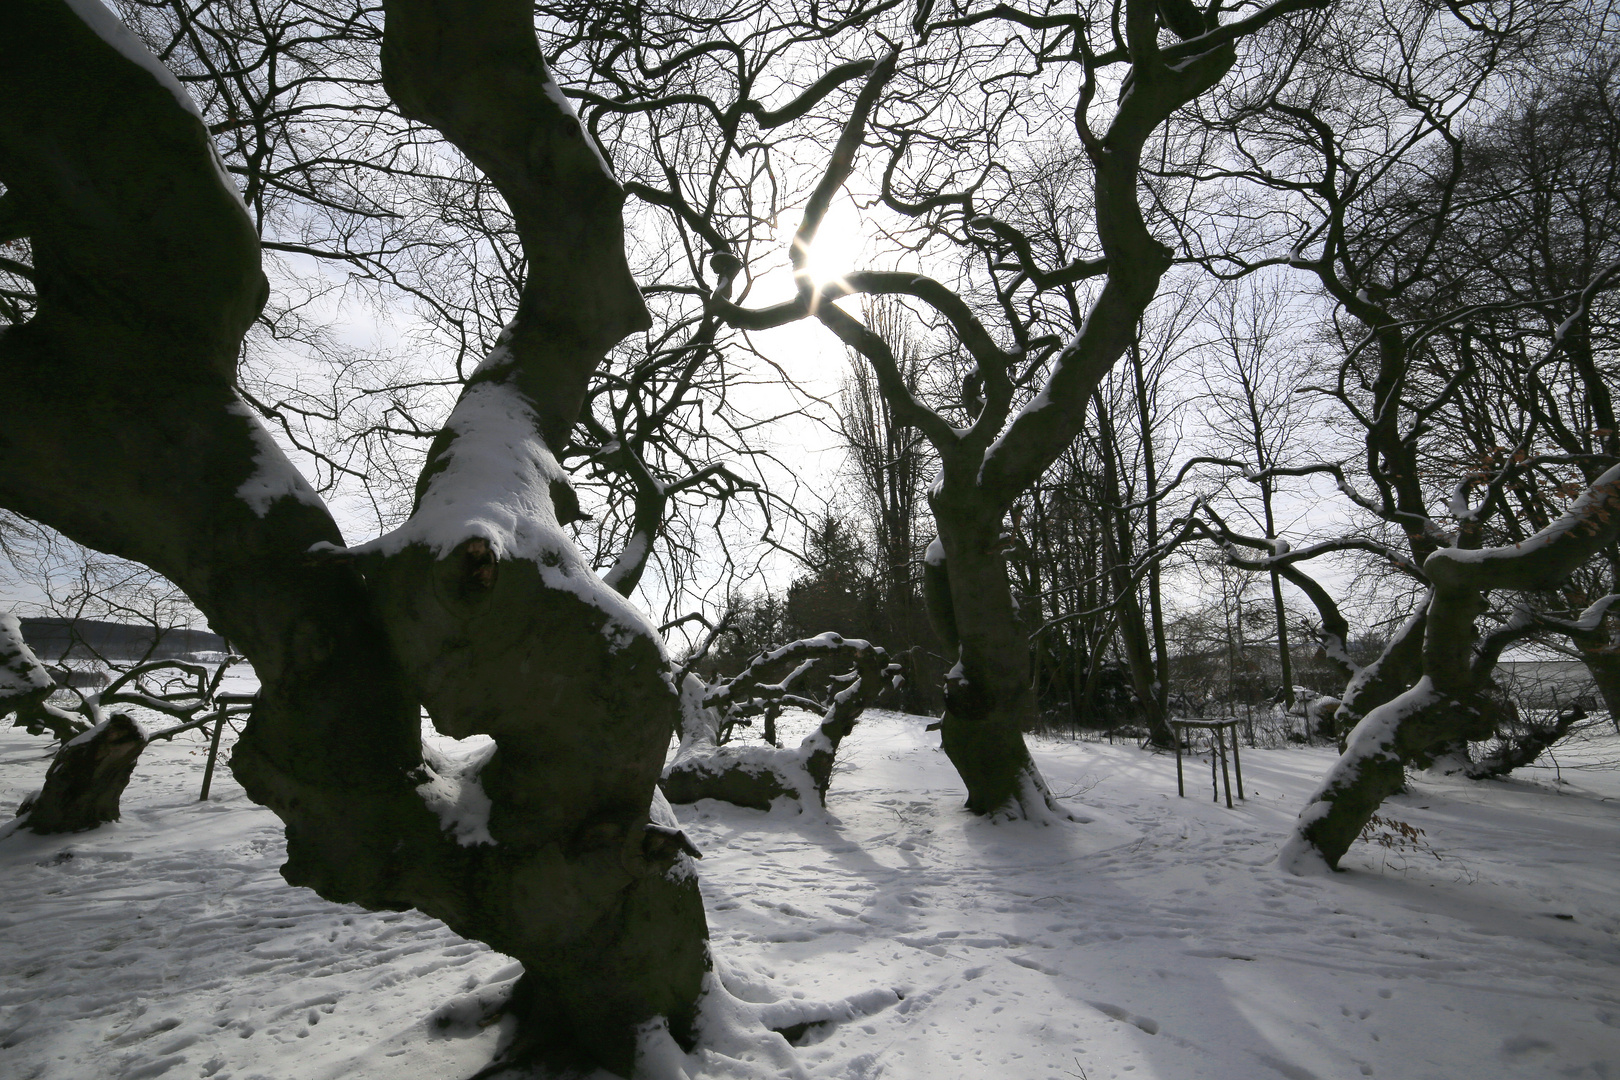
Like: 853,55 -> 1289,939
1008,955 -> 1060,976
1089,1001 -> 1159,1034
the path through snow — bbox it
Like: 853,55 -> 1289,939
2,708 -> 1617,1079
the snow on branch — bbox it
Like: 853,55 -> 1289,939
663,635 -> 896,810
1426,463 -> 1620,592
346,367 -> 658,650
1472,594 -> 1620,680
63,0 -> 243,204
0,612 -> 83,740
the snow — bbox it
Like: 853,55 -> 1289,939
64,0 -> 245,206
1279,678 -> 1446,874
4,706 -> 1620,1079
539,72 -> 616,182
351,381 -> 564,562
348,376 -> 658,652
63,714 -> 114,748
226,401 -> 326,519
1570,594 -> 1620,632
1428,462 -> 1620,571
0,613 -> 53,700
415,729 -> 497,847
667,676 -> 827,809
63,0 -> 202,121
981,381 -> 1057,484
603,530 -> 652,591
1334,605 -> 1426,720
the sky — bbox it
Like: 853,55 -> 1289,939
0,0 -> 1557,665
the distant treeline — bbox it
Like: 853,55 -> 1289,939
21,618 -> 227,662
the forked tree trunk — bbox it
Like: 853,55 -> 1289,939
0,3 -> 706,1074
905,24 -> 1236,820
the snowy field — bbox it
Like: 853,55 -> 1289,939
2,705 -> 1618,1080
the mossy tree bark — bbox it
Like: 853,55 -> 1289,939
0,2 -> 706,1074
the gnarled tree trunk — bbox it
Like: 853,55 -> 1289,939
925,506 -> 1063,819
17,714 -> 147,833
1282,466 -> 1620,871
663,634 -> 891,810
0,2 -> 706,1074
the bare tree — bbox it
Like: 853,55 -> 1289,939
0,3 -> 706,1071
662,632 -> 895,810
837,299 -> 938,708
1165,2 -> 1620,868
13,650 -> 251,833
1196,278 -> 1317,707
711,0 -> 1332,818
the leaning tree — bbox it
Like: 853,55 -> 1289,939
1167,1 -> 1620,868
0,1 -> 709,1073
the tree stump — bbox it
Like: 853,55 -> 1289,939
21,715 -> 148,833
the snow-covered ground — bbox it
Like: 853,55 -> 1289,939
2,706 -> 1618,1080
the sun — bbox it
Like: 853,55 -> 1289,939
787,200 -> 864,289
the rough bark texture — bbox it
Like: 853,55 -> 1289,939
1286,680 -> 1495,870
20,715 -> 147,833
926,503 -> 1060,817
0,4 -> 706,1074
356,548 -> 707,1072
360,10 -> 706,1066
